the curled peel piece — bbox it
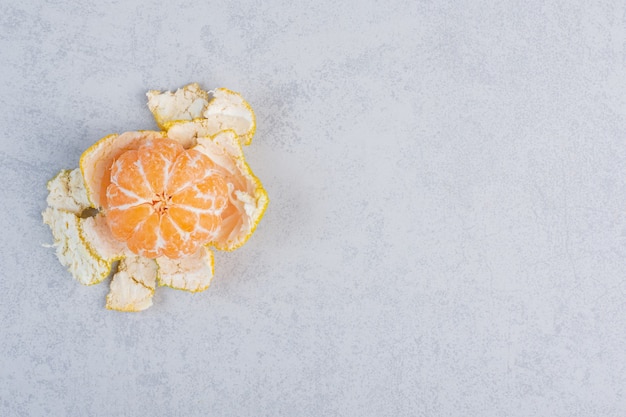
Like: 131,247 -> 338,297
157,86 -> 256,147
43,168 -> 122,285
46,169 -> 91,214
42,208 -> 114,285
156,246 -> 214,292
203,88 -> 256,145
147,83 -> 210,130
106,256 -> 157,312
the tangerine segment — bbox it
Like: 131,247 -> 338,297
126,211 -> 161,258
109,150 -> 152,201
107,205 -> 153,241
197,212 -> 221,240
137,138 -> 184,192
106,183 -> 143,208
166,206 -> 220,242
167,205 -> 197,232
160,213 -> 198,258
105,137 -> 230,259
166,149 -> 216,194
170,178 -> 228,212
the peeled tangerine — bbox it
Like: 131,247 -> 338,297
43,84 -> 268,312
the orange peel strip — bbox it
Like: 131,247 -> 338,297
43,169 -> 123,285
152,85 -> 256,147
42,208 -> 114,286
146,83 -> 210,131
106,255 -> 157,312
203,88 -> 256,146
155,245 -> 214,292
46,168 -> 91,214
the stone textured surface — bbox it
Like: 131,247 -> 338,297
1,1 -> 626,416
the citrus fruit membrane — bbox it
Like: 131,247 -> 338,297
43,83 -> 268,312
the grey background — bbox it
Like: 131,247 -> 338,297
1,0 -> 625,416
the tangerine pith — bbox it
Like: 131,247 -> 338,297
105,138 -> 229,259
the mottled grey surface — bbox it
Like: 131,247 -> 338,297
0,0 -> 625,415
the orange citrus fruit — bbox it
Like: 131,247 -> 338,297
105,137 -> 229,259
44,84 -> 268,312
